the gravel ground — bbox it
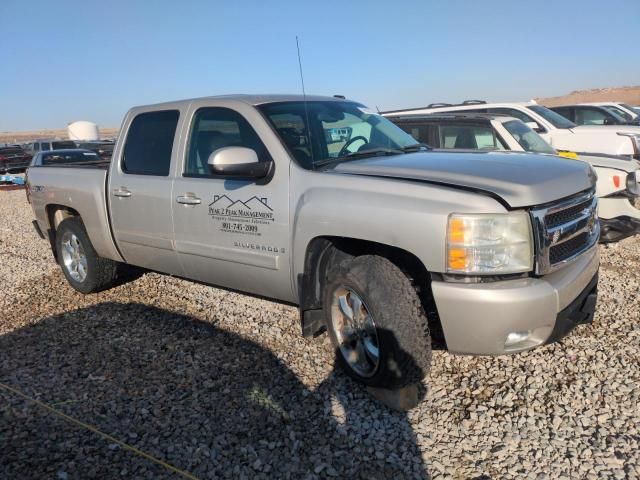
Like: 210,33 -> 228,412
0,189 -> 639,479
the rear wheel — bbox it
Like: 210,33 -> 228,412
55,217 -> 118,293
323,255 -> 432,389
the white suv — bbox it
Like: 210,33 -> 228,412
385,111 -> 640,242
385,101 -> 640,159
579,102 -> 640,124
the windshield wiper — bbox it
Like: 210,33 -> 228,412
400,143 -> 432,152
314,148 -> 404,168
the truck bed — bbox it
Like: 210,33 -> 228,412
27,166 -> 123,262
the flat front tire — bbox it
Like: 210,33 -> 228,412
323,255 -> 432,389
55,217 -> 118,294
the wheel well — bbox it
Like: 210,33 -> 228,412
299,236 -> 445,348
45,205 -> 80,261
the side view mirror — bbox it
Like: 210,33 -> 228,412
207,147 -> 273,178
525,121 -> 544,133
603,118 -> 616,125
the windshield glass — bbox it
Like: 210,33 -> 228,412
259,101 -> 418,169
603,105 -> 633,121
526,105 -> 576,129
41,150 -> 100,165
620,104 -> 639,117
502,120 -> 557,154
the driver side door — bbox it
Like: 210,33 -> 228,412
171,103 -> 292,301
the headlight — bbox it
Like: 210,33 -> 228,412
617,132 -> 640,157
627,170 -> 640,196
446,211 -> 533,274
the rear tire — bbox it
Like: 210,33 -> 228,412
323,255 -> 432,389
55,217 -> 118,293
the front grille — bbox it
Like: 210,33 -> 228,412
545,198 -> 593,228
549,232 -> 589,264
531,190 -> 599,275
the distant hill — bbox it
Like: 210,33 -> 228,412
0,127 -> 119,144
536,86 -> 640,107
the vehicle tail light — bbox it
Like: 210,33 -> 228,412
0,155 -> 6,161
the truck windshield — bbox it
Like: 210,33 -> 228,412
502,120 -> 557,155
259,101 -> 418,170
526,105 -> 576,129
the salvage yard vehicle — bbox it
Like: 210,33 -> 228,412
26,95 -> 600,390
25,139 -> 78,157
0,145 -> 32,173
578,102 -> 640,124
29,149 -> 104,167
387,112 -> 640,242
74,140 -> 115,160
550,104 -> 633,126
384,101 -> 640,159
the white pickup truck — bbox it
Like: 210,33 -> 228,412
385,101 -> 640,159
26,94 -> 600,390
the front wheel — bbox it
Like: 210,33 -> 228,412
55,217 -> 118,293
323,255 -> 432,389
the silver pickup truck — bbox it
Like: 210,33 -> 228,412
27,94 -> 600,390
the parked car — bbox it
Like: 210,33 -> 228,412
386,112 -> 640,242
25,139 -> 78,157
26,94 -> 600,390
550,104 -> 637,126
29,149 -> 103,167
384,100 -> 640,159
0,145 -> 32,173
74,140 -> 115,160
579,102 -> 640,124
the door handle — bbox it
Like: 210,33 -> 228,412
113,187 -> 132,198
176,194 -> 201,205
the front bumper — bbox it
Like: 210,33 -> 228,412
431,246 -> 599,355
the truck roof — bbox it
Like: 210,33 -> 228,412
131,94 -> 352,111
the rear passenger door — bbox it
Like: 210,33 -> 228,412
108,108 -> 184,275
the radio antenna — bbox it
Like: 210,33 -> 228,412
296,36 -> 314,165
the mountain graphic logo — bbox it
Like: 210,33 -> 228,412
209,195 -> 272,211
209,194 -> 274,222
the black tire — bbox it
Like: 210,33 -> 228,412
55,217 -> 118,294
323,255 -> 432,389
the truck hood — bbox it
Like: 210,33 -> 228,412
579,153 -> 640,173
331,151 -> 596,208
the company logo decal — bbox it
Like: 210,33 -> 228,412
208,195 -> 274,221
208,194 -> 275,237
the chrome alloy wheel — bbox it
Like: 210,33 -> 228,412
330,286 -> 380,377
61,231 -> 88,282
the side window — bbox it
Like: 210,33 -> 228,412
33,143 -> 40,152
439,125 -> 505,149
396,123 -> 430,145
575,107 -> 608,125
42,142 -> 51,151
488,108 -> 535,123
122,110 -> 179,176
185,107 -> 271,176
553,107 -> 572,120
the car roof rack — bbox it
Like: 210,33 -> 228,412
388,112 -> 510,121
381,100 -> 488,115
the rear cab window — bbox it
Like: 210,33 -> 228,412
122,110 -> 180,176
